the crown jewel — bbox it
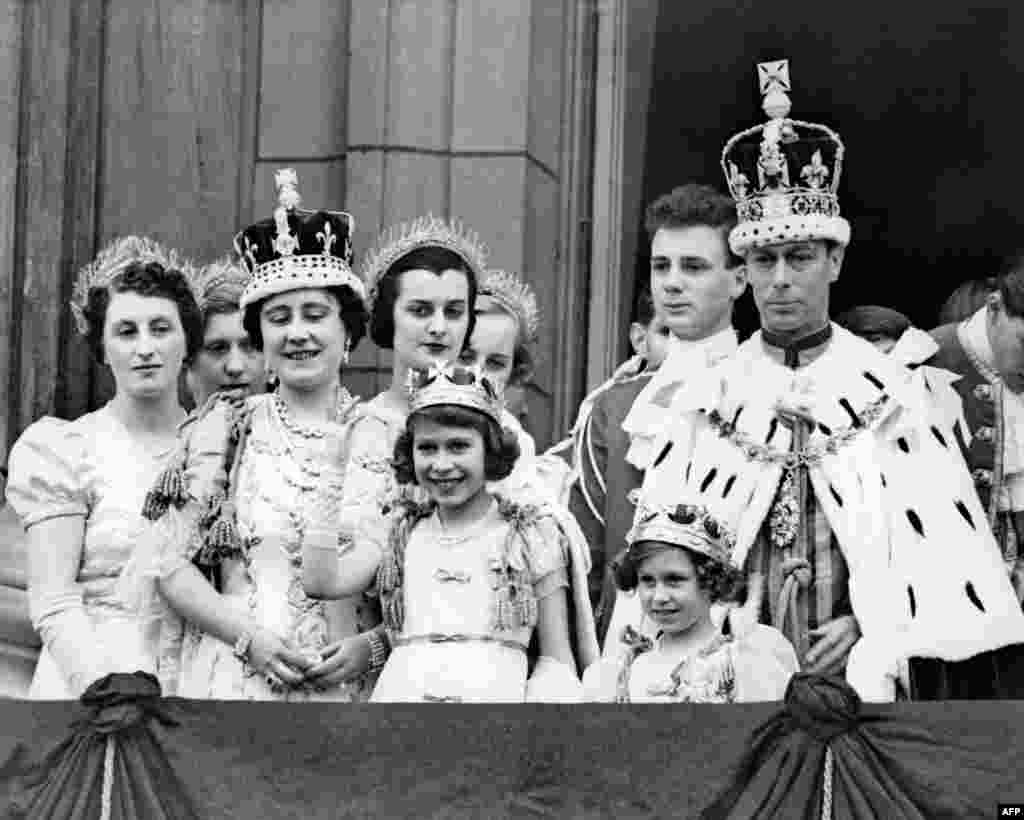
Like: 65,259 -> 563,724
407,362 -> 504,425
234,168 -> 365,309
70,236 -> 200,336
479,269 -> 540,344
359,215 -> 489,311
627,502 -> 735,566
721,59 -> 850,255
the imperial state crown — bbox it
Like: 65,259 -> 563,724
721,59 -> 851,255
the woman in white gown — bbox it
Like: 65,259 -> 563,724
6,237 -> 202,698
134,170 -> 380,700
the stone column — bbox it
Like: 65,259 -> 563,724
345,0 -> 575,448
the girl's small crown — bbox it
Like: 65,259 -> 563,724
406,362 -> 504,425
70,236 -> 200,336
479,268 -> 540,343
627,502 -> 736,566
359,215 -> 489,311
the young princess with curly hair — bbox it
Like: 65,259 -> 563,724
303,363 -> 593,702
584,501 -> 798,703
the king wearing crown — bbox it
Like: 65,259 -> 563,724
639,60 -> 1024,701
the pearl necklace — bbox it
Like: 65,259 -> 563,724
272,386 -> 351,439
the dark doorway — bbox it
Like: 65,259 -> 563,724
636,1 -> 1023,337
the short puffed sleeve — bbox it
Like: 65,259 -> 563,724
6,417 -> 89,527
525,514 -> 570,599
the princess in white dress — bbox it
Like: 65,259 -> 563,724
132,170 -> 381,700
6,237 -> 202,698
584,500 -> 798,703
307,363 -> 588,701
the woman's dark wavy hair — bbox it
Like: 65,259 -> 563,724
82,260 -> 204,365
242,284 -> 368,352
612,541 -> 745,605
370,247 -> 478,350
393,404 -> 520,485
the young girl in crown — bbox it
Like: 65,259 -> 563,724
306,363 -> 588,701
583,501 -> 798,703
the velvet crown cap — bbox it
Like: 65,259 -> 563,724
234,168 -> 365,309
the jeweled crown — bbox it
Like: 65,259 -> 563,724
479,268 -> 540,344
407,362 -> 504,425
720,59 -> 850,255
234,168 -> 365,309
70,236 -> 200,336
359,215 -> 489,311
627,502 -> 735,566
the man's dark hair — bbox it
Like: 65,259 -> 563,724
644,184 -> 742,268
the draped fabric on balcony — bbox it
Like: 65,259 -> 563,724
0,671 -> 1021,818
701,674 -> 999,820
0,673 -> 199,820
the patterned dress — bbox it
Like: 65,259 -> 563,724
142,393 -> 378,701
371,499 -> 572,702
6,407 -> 180,698
584,617 -> 797,703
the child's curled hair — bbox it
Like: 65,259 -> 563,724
612,541 -> 745,605
393,404 -> 521,485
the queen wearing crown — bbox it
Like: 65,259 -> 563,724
6,237 -> 201,697
130,169 -> 380,700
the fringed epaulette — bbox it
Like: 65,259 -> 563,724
490,496 -> 542,632
142,445 -> 189,521
192,394 -> 255,568
378,497 -> 435,636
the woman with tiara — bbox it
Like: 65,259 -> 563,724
6,237 -> 202,697
185,255 -> 266,408
460,268 -> 580,506
131,169 -> 379,700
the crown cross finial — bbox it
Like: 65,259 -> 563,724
758,59 -> 792,120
